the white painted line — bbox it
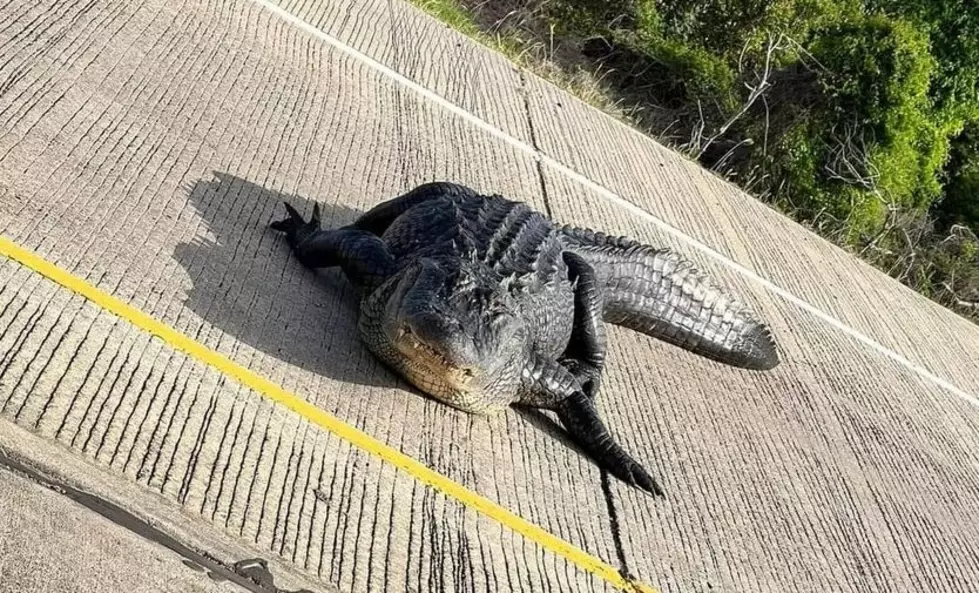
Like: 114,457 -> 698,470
250,0 -> 979,408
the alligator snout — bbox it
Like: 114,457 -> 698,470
399,311 -> 482,371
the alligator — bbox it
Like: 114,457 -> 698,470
270,182 -> 779,496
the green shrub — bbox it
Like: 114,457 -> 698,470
936,122 -> 979,232
547,1 -> 739,111
773,122 -> 885,238
545,0 -> 637,36
865,0 -> 979,114
624,32 -> 739,108
769,14 -> 947,237
647,0 -> 855,59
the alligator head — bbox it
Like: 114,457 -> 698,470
368,256 -> 528,412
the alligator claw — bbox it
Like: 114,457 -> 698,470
270,201 -> 304,231
617,457 -> 663,497
269,218 -> 293,232
271,201 -> 321,247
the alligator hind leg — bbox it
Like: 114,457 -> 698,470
519,354 -> 662,496
271,202 -> 395,291
558,391 -> 663,496
560,251 -> 607,399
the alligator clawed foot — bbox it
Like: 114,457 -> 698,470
270,201 -> 307,231
270,201 -> 322,247
555,391 -> 665,496
620,459 -> 664,497
269,202 -> 319,233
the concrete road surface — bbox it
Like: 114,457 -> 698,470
0,456 -> 266,593
1,0 -> 978,592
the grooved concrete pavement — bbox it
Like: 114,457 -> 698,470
0,0 -> 977,592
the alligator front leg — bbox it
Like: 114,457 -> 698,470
560,251 -> 607,399
271,202 -> 396,291
351,182 -> 478,235
519,354 -> 663,496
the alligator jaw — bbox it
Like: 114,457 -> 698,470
393,322 -> 479,393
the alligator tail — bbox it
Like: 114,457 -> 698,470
560,226 -> 779,371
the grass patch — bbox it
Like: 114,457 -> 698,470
410,0 -> 481,36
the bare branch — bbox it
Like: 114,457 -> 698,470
780,34 -> 831,73
942,283 -> 979,310
688,99 -> 707,154
695,33 -> 784,159
824,120 -> 880,190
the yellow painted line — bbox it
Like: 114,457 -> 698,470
0,235 -> 658,593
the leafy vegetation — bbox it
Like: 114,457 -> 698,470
409,0 -> 979,319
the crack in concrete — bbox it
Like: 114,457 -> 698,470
601,469 -> 638,587
518,71 -> 553,218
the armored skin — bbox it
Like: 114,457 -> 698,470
271,182 -> 779,496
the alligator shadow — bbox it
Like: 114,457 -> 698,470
173,172 -> 399,390
514,407 -> 579,450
